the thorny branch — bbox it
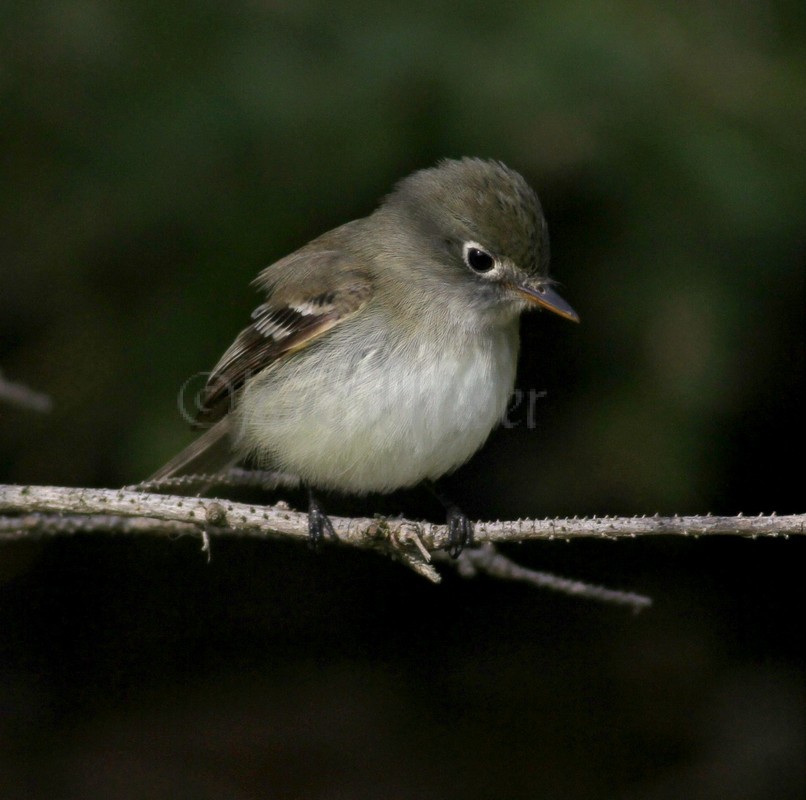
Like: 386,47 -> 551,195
1,483 -> 803,611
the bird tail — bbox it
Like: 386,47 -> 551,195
148,416 -> 235,483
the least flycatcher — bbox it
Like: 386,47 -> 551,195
151,158 -> 578,555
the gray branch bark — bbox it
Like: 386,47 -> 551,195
1,483 -> 802,609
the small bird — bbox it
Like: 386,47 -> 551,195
150,158 -> 578,555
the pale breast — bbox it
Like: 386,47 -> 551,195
233,316 -> 520,494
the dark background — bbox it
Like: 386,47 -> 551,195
1,2 -> 803,798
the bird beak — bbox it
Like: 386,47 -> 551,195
515,281 -> 580,323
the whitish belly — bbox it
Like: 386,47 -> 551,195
234,324 -> 519,494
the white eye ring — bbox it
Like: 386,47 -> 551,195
462,241 -> 497,274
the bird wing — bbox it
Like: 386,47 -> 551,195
196,247 -> 373,426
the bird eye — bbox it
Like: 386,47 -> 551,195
463,243 -> 496,273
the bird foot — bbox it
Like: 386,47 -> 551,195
307,490 -> 336,550
446,505 -> 474,559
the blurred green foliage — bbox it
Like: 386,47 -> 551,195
2,0 -> 803,516
1,4 -> 805,799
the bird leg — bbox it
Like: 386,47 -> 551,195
426,482 -> 474,558
307,487 -> 336,550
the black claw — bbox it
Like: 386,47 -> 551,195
307,489 -> 335,551
424,481 -> 474,558
446,506 -> 473,559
